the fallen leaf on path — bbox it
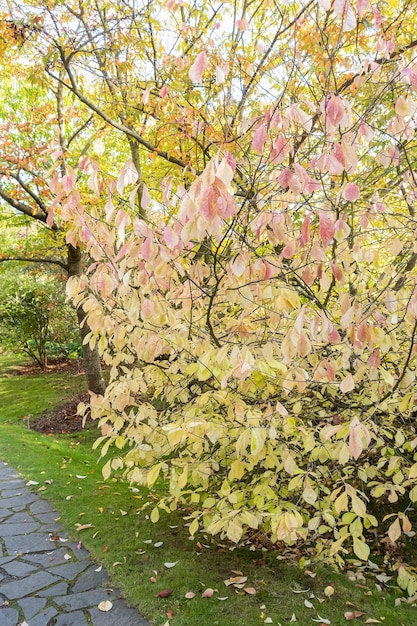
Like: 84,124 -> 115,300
95,566 -> 102,572
156,589 -> 173,598
64,554 -> 71,560
98,600 -> 113,612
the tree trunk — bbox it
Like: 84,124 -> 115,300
67,245 -> 105,395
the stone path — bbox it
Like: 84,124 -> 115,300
0,461 -> 150,626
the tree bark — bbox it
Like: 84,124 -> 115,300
67,245 -> 106,395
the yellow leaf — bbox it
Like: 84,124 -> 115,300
150,507 -> 160,523
388,518 -> 401,543
353,537 -> 370,561
147,463 -> 163,488
250,428 -> 266,456
227,520 -> 243,543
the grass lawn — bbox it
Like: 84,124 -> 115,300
0,353 -> 415,625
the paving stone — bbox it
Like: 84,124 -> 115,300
0,487 -> 32,499
0,569 -> 60,599
0,556 -> 15,566
0,479 -> 24,488
18,597 -> 47,620
0,606 -> 19,626
33,511 -> 62,524
0,522 -> 40,536
0,493 -> 37,509
38,579 -> 69,596
54,588 -> 120,611
64,542 -> 91,560
3,532 -> 54,554
0,508 -> 12,520
24,547 -> 73,566
89,599 -> 149,626
30,499 -> 55,514
72,565 -> 108,592
50,559 -> 90,580
1,559 -> 38,577
28,605 -> 58,626
4,511 -> 37,524
54,609 -> 90,626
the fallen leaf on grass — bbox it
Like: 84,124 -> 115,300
154,541 -> 164,548
185,592 -> 195,599
98,600 -> 112,612
37,486 -> 47,492
217,597 -> 228,601
224,575 -> 248,587
364,620 -> 382,624
202,588 -> 215,598
156,589 -> 173,598
150,577 -> 157,583
75,523 -> 94,531
26,480 -> 39,486
304,599 -> 314,609
312,617 -> 331,624
164,562 -> 178,568
112,561 -> 123,567
76,475 -> 87,479
264,619 -> 273,624
244,587 -> 257,595
345,611 -> 365,620
102,545 -> 108,553
166,609 -> 174,619
324,585 -> 334,597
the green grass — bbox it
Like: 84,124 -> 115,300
0,352 -> 86,424
0,353 -> 416,625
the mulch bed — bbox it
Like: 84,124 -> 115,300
32,392 -> 93,435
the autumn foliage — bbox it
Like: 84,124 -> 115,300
5,0 -> 417,594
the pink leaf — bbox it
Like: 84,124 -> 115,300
163,226 -> 179,249
340,373 -> 355,394
141,183 -> 151,211
202,588 -> 215,598
357,0 -> 370,17
300,214 -> 311,246
236,18 -> 249,31
326,94 -> 345,128
116,159 -> 139,194
319,214 -> 335,247
189,51 -> 209,82
252,124 -> 268,153
343,182 -> 360,202
318,0 -> 331,10
160,84 -> 168,98
334,0 -> 357,31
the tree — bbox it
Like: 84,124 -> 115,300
0,267 -> 78,368
5,0 -> 417,593
0,66 -> 105,392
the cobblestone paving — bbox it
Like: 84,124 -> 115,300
0,461 -> 150,625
